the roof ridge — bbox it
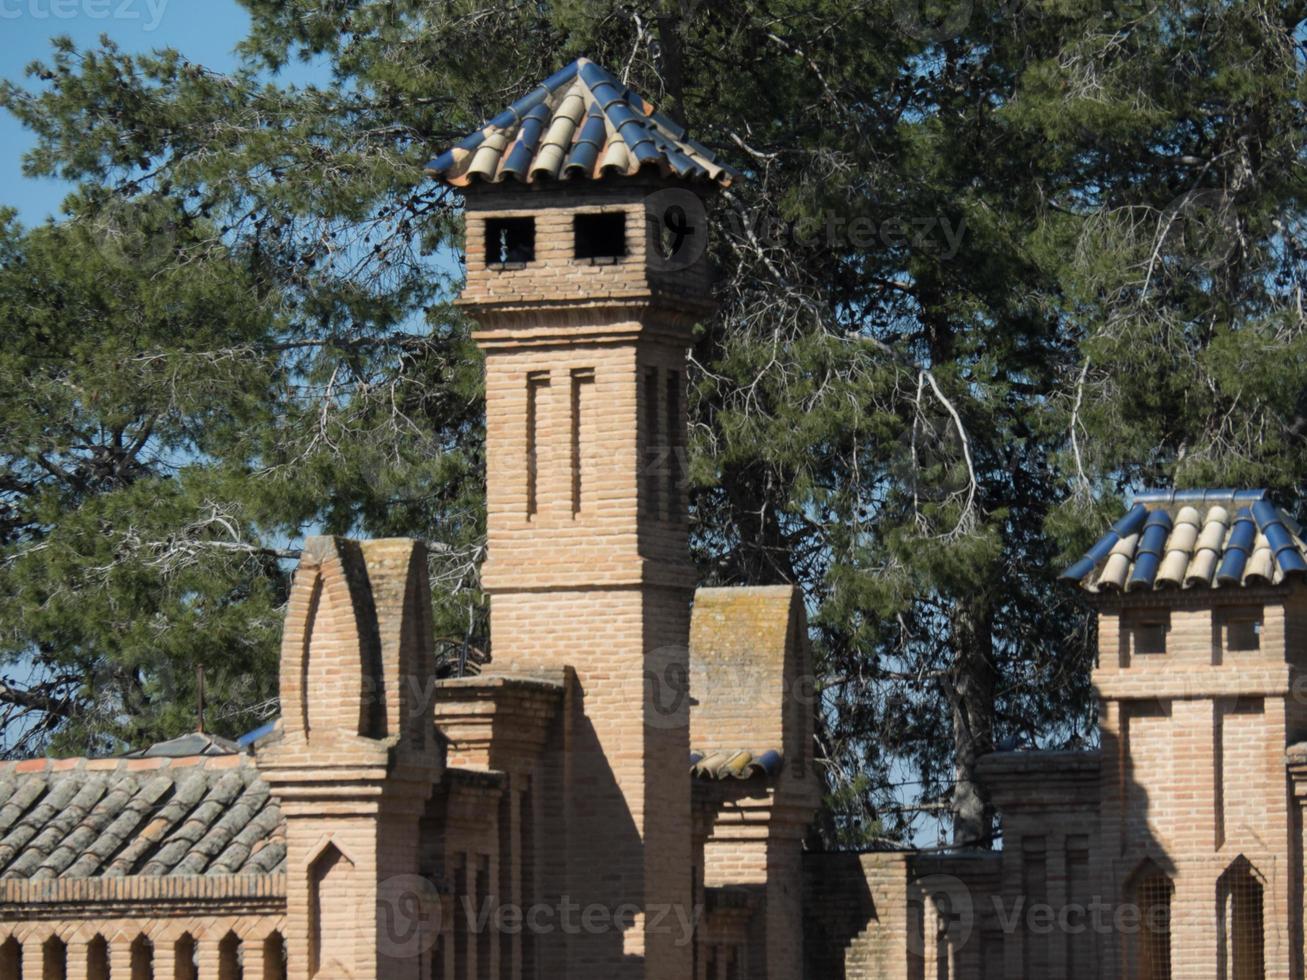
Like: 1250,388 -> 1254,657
427,58 -> 737,187
1131,488 -> 1268,507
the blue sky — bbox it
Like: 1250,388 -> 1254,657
1,0 -> 324,225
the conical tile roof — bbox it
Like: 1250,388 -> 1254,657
426,58 -> 737,187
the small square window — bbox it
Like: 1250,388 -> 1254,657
574,212 -> 627,262
1129,614 -> 1169,656
1223,609 -> 1262,652
485,217 -> 535,266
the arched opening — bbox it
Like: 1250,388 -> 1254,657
308,842 -> 354,978
130,935 -> 153,980
261,933 -> 286,980
218,932 -> 242,980
42,936 -> 66,980
1219,857 -> 1265,980
1127,862 -> 1172,980
173,934 -> 197,980
0,938 -> 18,980
86,936 -> 109,980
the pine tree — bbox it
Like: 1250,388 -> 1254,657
1,0 -> 1302,847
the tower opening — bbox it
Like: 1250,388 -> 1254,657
485,217 -> 535,266
574,212 -> 627,262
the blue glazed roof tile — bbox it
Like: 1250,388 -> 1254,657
427,58 -> 737,187
1060,490 -> 1307,592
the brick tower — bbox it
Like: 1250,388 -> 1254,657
427,59 -> 736,980
1061,489 -> 1307,978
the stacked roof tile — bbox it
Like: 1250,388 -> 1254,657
690,749 -> 782,780
0,755 -> 284,880
426,58 -> 737,187
1060,489 -> 1307,592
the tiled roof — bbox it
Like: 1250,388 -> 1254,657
690,749 -> 782,780
0,755 -> 284,880
1060,489 -> 1307,592
426,58 -> 737,187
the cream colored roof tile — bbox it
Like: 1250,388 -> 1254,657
1185,548 -> 1219,587
1110,533 -> 1139,557
1245,536 -> 1275,584
1156,550 -> 1190,587
1167,520 -> 1199,554
1097,552 -> 1132,590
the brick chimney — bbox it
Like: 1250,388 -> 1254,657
428,58 -> 736,980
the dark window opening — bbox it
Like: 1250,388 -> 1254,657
1223,608 -> 1263,652
570,368 -> 594,516
43,937 -> 66,980
574,212 -> 627,262
1220,859 -> 1265,980
1129,612 -> 1170,657
642,368 -> 661,518
665,371 -> 682,519
485,217 -> 535,266
129,936 -> 151,980
0,938 -> 19,980
526,372 -> 550,519
1133,867 -> 1173,980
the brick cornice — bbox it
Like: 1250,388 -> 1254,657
1092,664 -> 1294,700
469,308 -> 703,346
480,558 -> 697,593
432,673 -> 563,774
1087,583 -> 1292,611
0,873 -> 286,919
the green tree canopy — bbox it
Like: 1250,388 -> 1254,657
1,0 -> 1303,846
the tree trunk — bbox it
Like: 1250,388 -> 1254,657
950,597 -> 996,848
655,12 -> 688,124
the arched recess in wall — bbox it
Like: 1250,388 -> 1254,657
0,937 -> 19,980
41,936 -> 66,980
262,932 -> 287,980
308,841 -> 356,979
218,931 -> 242,980
1125,860 -> 1173,980
86,936 -> 109,980
1218,856 -> 1265,980
130,934 -> 153,980
173,933 -> 198,980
